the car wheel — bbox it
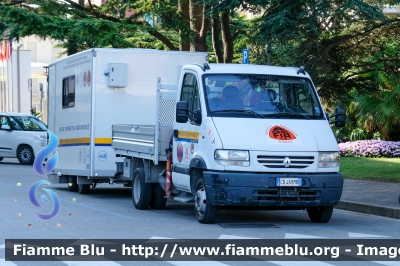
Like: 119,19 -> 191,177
17,145 -> 34,165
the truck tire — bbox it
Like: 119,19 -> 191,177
150,184 -> 167,210
194,178 -> 218,224
17,145 -> 34,165
307,206 -> 333,223
78,184 -> 90,194
132,168 -> 152,210
68,176 -> 79,192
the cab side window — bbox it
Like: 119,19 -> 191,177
180,73 -> 201,124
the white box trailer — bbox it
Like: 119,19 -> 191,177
47,48 -> 207,193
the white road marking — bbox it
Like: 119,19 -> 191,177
218,234 -> 259,239
0,258 -> 18,266
372,262 -> 400,266
285,233 -> 325,239
63,262 -> 121,266
151,236 -> 230,266
269,261 -> 334,266
349,232 -> 389,238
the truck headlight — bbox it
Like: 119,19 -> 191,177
318,152 -> 340,168
214,150 -> 249,166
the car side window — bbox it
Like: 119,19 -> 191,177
9,117 -> 23,130
180,73 -> 201,124
0,116 -> 9,129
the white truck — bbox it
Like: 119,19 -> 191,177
46,48 -> 207,193
47,48 -> 346,224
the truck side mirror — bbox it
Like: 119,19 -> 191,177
334,106 -> 346,128
176,101 -> 189,123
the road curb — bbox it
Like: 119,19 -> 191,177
336,201 -> 400,219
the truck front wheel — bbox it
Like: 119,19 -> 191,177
132,168 -> 152,210
194,178 -> 218,224
307,206 -> 333,223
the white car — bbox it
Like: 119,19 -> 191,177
0,112 -> 48,165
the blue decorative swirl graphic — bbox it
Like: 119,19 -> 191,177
34,130 -> 59,176
28,180 -> 60,220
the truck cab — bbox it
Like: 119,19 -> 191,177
172,63 -> 345,223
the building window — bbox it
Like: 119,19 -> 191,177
62,76 -> 75,108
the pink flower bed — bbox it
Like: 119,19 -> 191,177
338,140 -> 400,158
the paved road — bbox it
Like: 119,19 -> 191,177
1,158 -> 400,266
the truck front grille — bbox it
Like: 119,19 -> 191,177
254,188 -> 319,201
257,155 -> 314,169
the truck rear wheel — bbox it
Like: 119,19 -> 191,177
78,184 -> 90,194
132,168 -> 152,210
68,176 -> 78,192
194,178 -> 218,224
150,184 -> 167,210
307,206 -> 333,223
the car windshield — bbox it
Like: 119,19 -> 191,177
11,116 -> 47,131
203,74 -> 324,120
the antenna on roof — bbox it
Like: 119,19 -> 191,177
203,62 -> 210,70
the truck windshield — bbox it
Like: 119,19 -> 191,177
11,116 -> 47,131
203,74 -> 324,120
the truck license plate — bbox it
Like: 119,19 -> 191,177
276,178 -> 302,187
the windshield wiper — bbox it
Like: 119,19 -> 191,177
263,112 -> 312,120
211,110 -> 265,118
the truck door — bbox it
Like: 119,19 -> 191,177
172,72 -> 202,192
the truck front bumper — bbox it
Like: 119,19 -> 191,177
202,171 -> 343,208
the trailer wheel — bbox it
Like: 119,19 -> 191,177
132,168 -> 152,210
78,184 -> 90,194
68,176 -> 78,192
194,178 -> 218,224
307,206 -> 333,223
150,184 -> 167,210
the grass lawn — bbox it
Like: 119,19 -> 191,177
339,157 -> 400,182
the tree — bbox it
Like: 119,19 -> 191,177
0,0 -> 247,62
210,0 -> 400,101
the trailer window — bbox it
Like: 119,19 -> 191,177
62,76 -> 75,108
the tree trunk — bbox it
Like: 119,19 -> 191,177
189,0 -> 209,52
221,10 -> 233,63
178,0 -> 190,51
212,15 -> 223,63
